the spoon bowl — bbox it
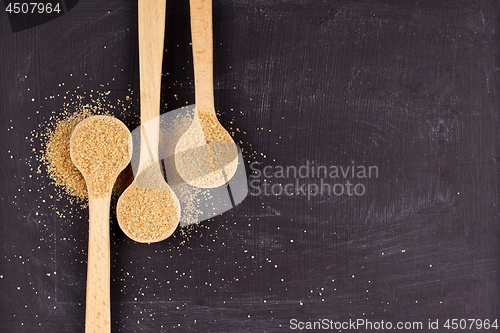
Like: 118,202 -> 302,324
117,164 -> 180,243
175,111 -> 238,188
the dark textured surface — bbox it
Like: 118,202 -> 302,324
1,0 -> 499,332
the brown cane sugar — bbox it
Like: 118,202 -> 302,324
175,114 -> 238,188
43,109 -> 93,200
41,106 -> 134,201
69,115 -> 132,197
116,164 -> 181,243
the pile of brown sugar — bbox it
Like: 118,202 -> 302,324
41,105 -> 135,201
43,109 -> 94,199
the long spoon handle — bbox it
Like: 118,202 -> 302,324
189,0 -> 215,116
85,195 -> 112,333
138,0 -> 166,167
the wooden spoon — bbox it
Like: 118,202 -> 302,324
116,0 -> 180,243
175,0 -> 238,188
70,115 -> 132,333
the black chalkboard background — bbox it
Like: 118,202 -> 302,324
1,0 -> 499,332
